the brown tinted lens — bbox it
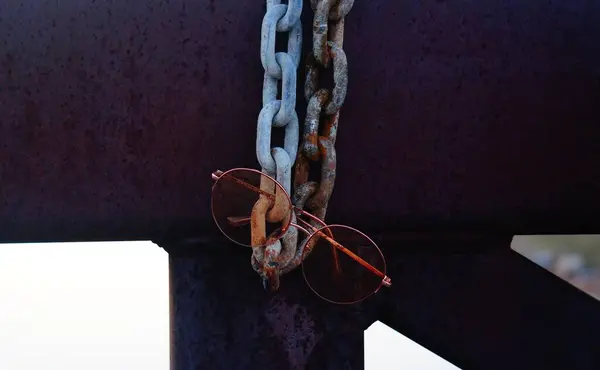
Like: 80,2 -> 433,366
211,169 -> 292,248
302,225 -> 386,304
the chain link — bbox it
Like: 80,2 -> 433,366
252,0 -> 353,287
310,0 -> 354,21
286,0 -> 353,272
252,0 -> 303,290
261,4 -> 303,77
306,42 -> 348,115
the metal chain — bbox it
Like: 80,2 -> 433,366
213,1 -> 369,295
251,0 -> 303,291
283,0 -> 353,273
251,0 -> 353,287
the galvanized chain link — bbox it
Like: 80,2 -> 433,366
252,0 -> 303,290
284,0 -> 353,272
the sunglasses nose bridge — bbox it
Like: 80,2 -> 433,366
211,168 -> 294,248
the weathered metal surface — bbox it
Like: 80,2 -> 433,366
306,137 -> 337,210
311,0 -> 354,21
381,241 -> 600,370
167,240 -> 380,369
290,0 -> 351,286
301,88 -> 329,161
322,42 -> 348,115
256,101 -> 299,174
166,235 -> 600,370
1,0 -> 600,243
254,0 -> 303,288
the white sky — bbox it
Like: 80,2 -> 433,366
0,241 -> 460,370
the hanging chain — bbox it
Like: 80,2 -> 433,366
251,0 -> 303,291
251,0 -> 352,287
283,0 -> 353,274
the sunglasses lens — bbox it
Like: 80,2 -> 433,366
211,169 -> 293,248
301,225 -> 387,304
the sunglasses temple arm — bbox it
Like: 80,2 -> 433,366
295,217 -> 392,288
226,216 -> 252,227
294,208 -> 343,272
316,227 -> 386,280
212,171 -> 276,200
295,216 -> 343,274
227,214 -> 392,287
225,215 -> 392,287
294,207 -> 328,228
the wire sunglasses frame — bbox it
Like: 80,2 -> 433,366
210,167 -> 392,304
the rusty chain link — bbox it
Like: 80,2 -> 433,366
250,0 -> 353,289
252,0 -> 303,290
285,0 -> 353,273
310,0 -> 354,21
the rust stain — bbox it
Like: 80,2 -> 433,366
306,138 -> 336,211
293,153 -> 311,191
322,111 -> 339,145
251,197 -> 269,247
302,89 -> 330,161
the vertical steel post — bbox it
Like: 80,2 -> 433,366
162,240 -> 381,370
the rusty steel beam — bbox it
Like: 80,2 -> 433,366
380,238 -> 600,370
164,235 -> 600,370
165,239 -> 380,370
1,0 -> 600,243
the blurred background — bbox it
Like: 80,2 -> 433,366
512,235 -> 600,300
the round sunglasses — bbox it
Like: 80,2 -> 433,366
211,167 -> 392,304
